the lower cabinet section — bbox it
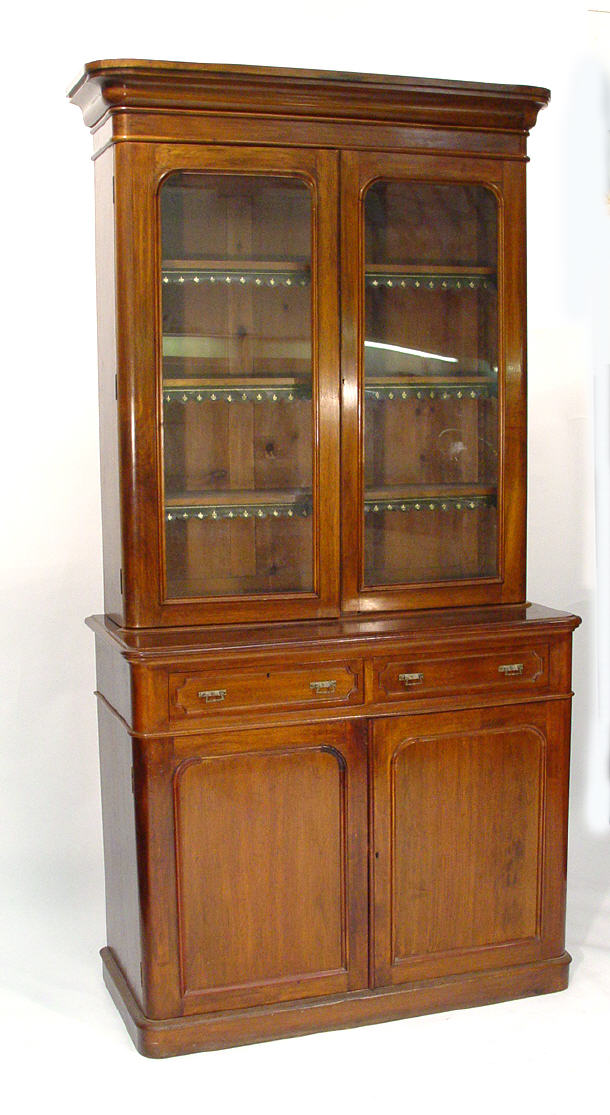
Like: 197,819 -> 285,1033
94,620 -> 577,1057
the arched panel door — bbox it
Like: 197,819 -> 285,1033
371,702 -> 570,987
170,720 -> 368,1013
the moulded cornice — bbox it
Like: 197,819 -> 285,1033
68,59 -> 550,134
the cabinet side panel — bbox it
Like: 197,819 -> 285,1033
541,698 -> 573,956
94,634 -> 133,725
97,701 -> 142,1006
94,147 -> 123,623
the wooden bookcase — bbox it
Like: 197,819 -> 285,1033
70,60 -> 580,1057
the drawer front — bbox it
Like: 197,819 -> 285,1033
170,660 -> 363,719
372,645 -> 549,703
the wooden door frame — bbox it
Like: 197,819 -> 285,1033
340,150 -> 527,614
114,142 -> 341,627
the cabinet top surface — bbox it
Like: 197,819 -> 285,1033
70,58 -> 550,97
87,604 -> 580,662
69,58 -> 550,132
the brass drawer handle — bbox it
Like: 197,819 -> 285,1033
309,679 -> 337,694
398,672 -> 424,687
197,688 -> 227,703
498,663 -> 524,676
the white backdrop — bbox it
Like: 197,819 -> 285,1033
1,3 -> 608,1111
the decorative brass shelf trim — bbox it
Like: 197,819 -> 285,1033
166,499 -> 313,523
162,268 -> 310,288
163,384 -> 311,403
365,382 -> 496,401
364,495 -> 495,514
365,274 -> 495,291
163,379 -> 496,404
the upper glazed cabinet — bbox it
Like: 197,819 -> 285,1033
70,62 -> 547,627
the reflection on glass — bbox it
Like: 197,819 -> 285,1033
363,181 -> 499,587
161,173 -> 314,599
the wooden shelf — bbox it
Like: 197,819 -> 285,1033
367,264 -> 495,274
365,264 -> 495,291
163,375 -> 311,403
164,258 -> 310,270
365,483 -> 496,514
163,335 -> 311,361
165,488 -> 313,522
162,259 -> 311,287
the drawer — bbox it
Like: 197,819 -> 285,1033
169,659 -> 363,720
372,645 -> 549,703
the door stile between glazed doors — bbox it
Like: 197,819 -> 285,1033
340,150 -> 526,615
114,142 -> 341,628
498,158 -> 527,602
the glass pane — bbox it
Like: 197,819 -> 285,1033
363,182 -> 499,587
160,173 -> 313,599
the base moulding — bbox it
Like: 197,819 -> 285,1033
101,945 -> 571,1058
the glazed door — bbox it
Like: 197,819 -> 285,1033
162,721 -> 368,1015
114,143 -> 340,627
341,152 -> 526,613
371,703 -> 570,988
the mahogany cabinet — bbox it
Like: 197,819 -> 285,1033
70,60 -> 580,1056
